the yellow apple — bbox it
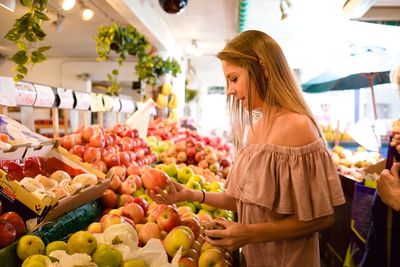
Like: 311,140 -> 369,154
198,248 -> 226,267
163,226 -> 194,257
17,235 -> 45,261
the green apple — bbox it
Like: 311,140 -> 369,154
163,163 -> 179,178
66,231 -> 97,255
155,164 -> 166,170
122,259 -> 148,267
158,141 -> 170,153
227,211 -> 236,221
213,209 -> 228,219
163,226 -> 194,257
210,181 -> 224,192
177,167 -> 194,184
139,194 -> 153,205
17,235 -> 45,261
185,180 -> 202,191
200,203 -> 216,212
189,174 -> 205,185
170,177 -> 178,183
22,254 -> 51,267
92,244 -> 122,267
185,202 -> 197,213
202,182 -> 212,192
45,241 -> 67,256
193,201 -> 202,210
134,187 -> 146,197
176,201 -> 187,207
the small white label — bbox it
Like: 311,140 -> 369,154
34,84 -> 55,108
57,88 -> 74,109
120,98 -> 135,113
90,93 -> 105,112
112,98 -> 121,112
102,95 -> 114,112
74,91 -> 91,110
15,81 -> 36,106
0,77 -> 17,106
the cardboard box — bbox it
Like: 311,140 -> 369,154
0,142 -> 109,224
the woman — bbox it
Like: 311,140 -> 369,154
149,30 -> 345,267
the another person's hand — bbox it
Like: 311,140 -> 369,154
390,130 -> 400,153
377,163 -> 400,211
147,179 -> 189,205
204,219 -> 249,251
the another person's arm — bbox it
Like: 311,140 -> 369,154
377,163 -> 400,211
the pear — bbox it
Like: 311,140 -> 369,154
92,244 -> 122,267
22,254 -> 51,267
67,231 -> 97,255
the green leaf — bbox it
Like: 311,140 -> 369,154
14,74 -> 25,82
32,23 -> 46,39
112,69 -> 119,75
17,65 -> 28,75
4,28 -> 21,41
25,31 -> 37,42
11,51 -> 28,65
20,0 -> 32,7
31,51 -> 46,63
16,41 -> 26,50
38,46 -> 51,52
34,10 -> 49,21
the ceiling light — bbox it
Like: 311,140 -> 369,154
0,0 -> 16,12
62,0 -> 76,11
80,0 -> 93,21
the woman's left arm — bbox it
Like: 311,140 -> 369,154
204,214 -> 334,250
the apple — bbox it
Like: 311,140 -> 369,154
198,160 -> 209,169
198,248 -> 226,267
133,187 -> 146,197
122,202 -> 145,224
21,255 -> 51,267
189,175 -> 205,185
185,248 -> 200,263
194,151 -> 206,162
67,231 -> 97,255
186,147 -> 196,158
178,206 -> 194,215
156,206 -> 181,232
0,221 -> 16,248
0,211 -> 25,237
87,222 -> 102,234
179,256 -> 198,267
108,166 -> 127,180
92,244 -> 122,267
186,180 -> 202,191
61,135 -> 77,150
176,141 -> 186,152
83,147 -> 101,163
119,180 -> 137,195
139,194 -> 153,205
220,159 -> 230,168
197,213 -> 213,225
118,193 -> 134,207
69,145 -> 85,157
213,209 -> 228,219
127,162 -> 141,176
121,259 -> 147,267
125,174 -> 143,190
17,235 -> 45,261
121,216 -> 136,228
45,240 -> 67,255
177,167 -> 194,184
101,189 -> 117,209
108,175 -> 122,191
100,214 -> 124,230
89,133 -> 105,148
92,160 -> 108,173
192,240 -> 202,253
132,197 -> 149,214
210,181 -> 224,192
163,226 -> 194,257
119,152 -> 131,166
177,151 -> 188,163
162,163 -> 179,178
222,167 -> 230,178
200,241 -> 215,254
141,168 -> 170,191
181,217 -> 201,240
200,203 -> 216,213
138,222 -> 162,245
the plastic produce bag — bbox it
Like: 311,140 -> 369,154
125,99 -> 156,139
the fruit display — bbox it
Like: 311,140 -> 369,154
0,208 -> 26,249
60,124 -> 157,173
321,124 -> 353,142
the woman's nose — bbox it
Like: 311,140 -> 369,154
227,86 -> 236,96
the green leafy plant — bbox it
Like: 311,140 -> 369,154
4,0 -> 51,81
135,54 -> 181,86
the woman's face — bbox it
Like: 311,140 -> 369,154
222,60 -> 263,109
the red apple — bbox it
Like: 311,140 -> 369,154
138,222 -> 162,245
101,189 -> 117,209
100,214 -> 123,230
119,180 -> 137,195
118,152 -> 131,166
141,168 -> 170,191
178,256 -> 198,267
118,194 -> 134,207
108,166 -> 127,181
0,221 -> 17,248
104,154 -> 121,168
181,217 -> 201,240
0,212 -> 25,237
122,202 -> 145,224
121,216 -> 136,228
127,162 -> 141,176
108,175 -> 121,191
177,151 -> 187,163
89,133 -> 105,148
132,197 -> 149,214
83,147 -> 101,163
156,206 -> 181,232
61,135 -> 77,150
69,145 -> 85,158
198,160 -> 208,169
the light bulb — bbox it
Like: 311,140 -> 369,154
62,0 -> 76,11
81,7 -> 94,20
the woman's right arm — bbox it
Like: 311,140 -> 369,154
148,180 -> 237,211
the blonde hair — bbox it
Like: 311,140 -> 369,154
218,30 -> 322,147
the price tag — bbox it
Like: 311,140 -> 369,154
34,84 -> 55,108
74,91 -> 91,110
15,81 -> 36,106
0,77 -> 16,106
57,88 -> 74,109
112,98 -> 121,112
90,93 -> 105,112
102,95 -> 114,112
120,98 -> 135,113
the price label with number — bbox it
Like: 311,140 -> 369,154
120,98 -> 135,113
0,77 -> 16,106
90,93 -> 105,112
57,88 -> 74,109
34,84 -> 55,108
74,91 -> 91,110
15,81 -> 36,106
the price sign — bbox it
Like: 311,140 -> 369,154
90,93 -> 105,112
112,98 -> 121,112
15,81 -> 36,106
102,95 -> 114,111
57,88 -> 74,109
0,77 -> 16,106
34,84 -> 55,108
74,91 -> 91,110
120,98 -> 135,113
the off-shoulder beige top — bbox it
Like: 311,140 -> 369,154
225,138 -> 345,267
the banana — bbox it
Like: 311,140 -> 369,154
168,93 -> 178,109
156,94 -> 168,108
161,83 -> 173,95
168,109 -> 179,122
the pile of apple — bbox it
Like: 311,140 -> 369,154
60,124 -> 157,173
0,200 -> 26,249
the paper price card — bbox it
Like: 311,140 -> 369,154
112,98 -> 121,112
90,93 -> 105,112
102,95 -> 114,112
57,88 -> 74,109
74,91 -> 91,110
120,98 -> 135,113
0,77 -> 17,106
34,84 -> 55,108
15,81 -> 36,106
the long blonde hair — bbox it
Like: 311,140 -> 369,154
218,30 -> 321,149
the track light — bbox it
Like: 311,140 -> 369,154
0,0 -> 16,12
80,0 -> 93,21
62,0 -> 76,11
51,13 -> 65,32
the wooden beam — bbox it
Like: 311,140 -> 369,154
343,0 -> 377,19
359,6 -> 400,21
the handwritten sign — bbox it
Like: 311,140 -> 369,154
120,98 -> 135,113
0,77 -> 16,106
34,84 -> 55,108
74,91 -> 91,110
57,88 -> 74,109
15,81 -> 36,106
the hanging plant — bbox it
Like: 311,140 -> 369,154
135,54 -> 181,86
4,0 -> 51,81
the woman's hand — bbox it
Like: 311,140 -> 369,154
377,163 -> 400,211
204,219 -> 249,251
390,130 -> 400,152
147,179 -> 189,205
